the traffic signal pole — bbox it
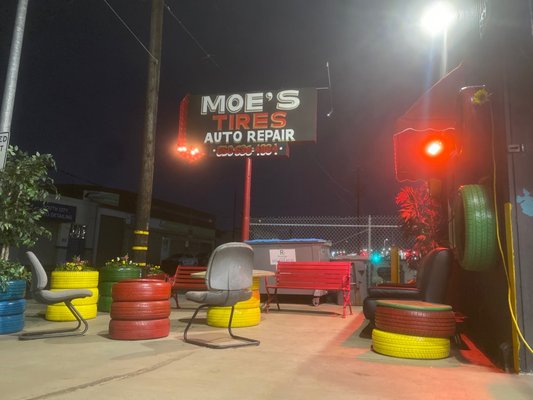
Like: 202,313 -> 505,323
133,0 -> 164,266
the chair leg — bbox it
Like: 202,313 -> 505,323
173,289 -> 180,309
19,300 -> 89,340
183,304 -> 260,349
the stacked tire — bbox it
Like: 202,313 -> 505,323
46,271 -> 99,321
206,278 -> 261,328
109,279 -> 171,340
98,266 -> 142,312
0,280 -> 26,334
372,300 -> 456,360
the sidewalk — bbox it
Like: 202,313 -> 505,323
1,299 -> 533,400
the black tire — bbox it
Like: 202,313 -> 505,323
453,184 -> 498,271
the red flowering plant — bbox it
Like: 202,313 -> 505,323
395,182 -> 443,268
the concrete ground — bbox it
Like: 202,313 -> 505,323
2,298 -> 533,400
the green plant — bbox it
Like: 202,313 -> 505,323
143,264 -> 162,275
0,259 -> 30,291
54,256 -> 95,272
104,254 -> 139,269
0,145 -> 57,261
395,182 -> 443,263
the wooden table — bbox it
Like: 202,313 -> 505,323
191,269 -> 274,328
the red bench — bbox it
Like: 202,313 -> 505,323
169,265 -> 207,308
264,261 -> 352,318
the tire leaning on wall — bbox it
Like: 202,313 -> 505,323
452,184 -> 498,272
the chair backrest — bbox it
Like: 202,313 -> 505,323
26,251 -> 48,291
205,242 -> 253,291
417,247 -> 453,303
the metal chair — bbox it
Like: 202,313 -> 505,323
19,251 -> 92,340
183,242 -> 260,349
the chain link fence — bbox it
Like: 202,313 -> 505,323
249,215 -> 413,257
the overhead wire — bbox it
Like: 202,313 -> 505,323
102,0 -> 158,62
163,2 -> 220,69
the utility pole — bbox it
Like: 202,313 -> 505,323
0,0 -> 29,170
132,0 -> 164,266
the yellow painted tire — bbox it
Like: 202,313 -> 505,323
207,306 -> 261,328
45,304 -> 98,321
235,279 -> 260,309
49,287 -> 99,306
372,329 -> 450,359
50,271 -> 99,289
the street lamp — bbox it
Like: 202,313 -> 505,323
420,1 -> 457,78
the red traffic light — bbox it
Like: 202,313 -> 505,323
394,128 -> 457,182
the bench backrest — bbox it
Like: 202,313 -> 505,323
171,265 -> 208,291
276,261 -> 351,290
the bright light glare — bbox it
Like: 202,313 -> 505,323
420,2 -> 456,36
425,140 -> 444,157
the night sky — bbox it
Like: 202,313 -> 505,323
0,0 -> 451,229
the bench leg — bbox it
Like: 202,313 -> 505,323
172,289 -> 180,309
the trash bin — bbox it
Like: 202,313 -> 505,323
330,255 -> 370,306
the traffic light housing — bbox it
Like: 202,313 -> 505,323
393,128 -> 457,182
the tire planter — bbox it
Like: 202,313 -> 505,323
46,304 -> 98,321
372,329 -> 451,360
46,271 -> 99,321
109,279 -> 171,340
110,300 -> 171,320
0,280 -> 26,301
109,318 -> 170,340
111,279 -> 170,302
375,300 -> 455,338
206,307 -> 261,328
98,266 -> 141,312
0,280 -> 27,334
453,184 -> 498,271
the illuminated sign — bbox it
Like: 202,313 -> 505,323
177,88 -> 316,159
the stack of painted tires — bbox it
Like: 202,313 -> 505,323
46,271 -> 99,321
0,280 -> 26,334
98,266 -> 142,312
109,279 -> 171,340
206,277 -> 261,328
372,300 -> 456,360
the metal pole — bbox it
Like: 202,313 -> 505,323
0,0 -> 29,170
241,157 -> 252,241
132,0 -> 164,266
367,215 -> 372,252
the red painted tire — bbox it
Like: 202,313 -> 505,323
112,279 -> 171,302
109,318 -> 170,340
375,303 -> 456,338
110,300 -> 171,320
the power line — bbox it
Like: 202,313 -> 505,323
102,0 -> 158,62
164,2 -> 220,69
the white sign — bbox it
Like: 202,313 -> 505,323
269,248 -> 296,265
0,132 -> 9,170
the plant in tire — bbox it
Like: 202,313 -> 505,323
396,182 -> 443,267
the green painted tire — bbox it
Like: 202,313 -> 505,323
98,281 -> 116,297
453,184 -> 498,271
99,266 -> 142,283
50,271 -> 99,289
98,295 -> 113,312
